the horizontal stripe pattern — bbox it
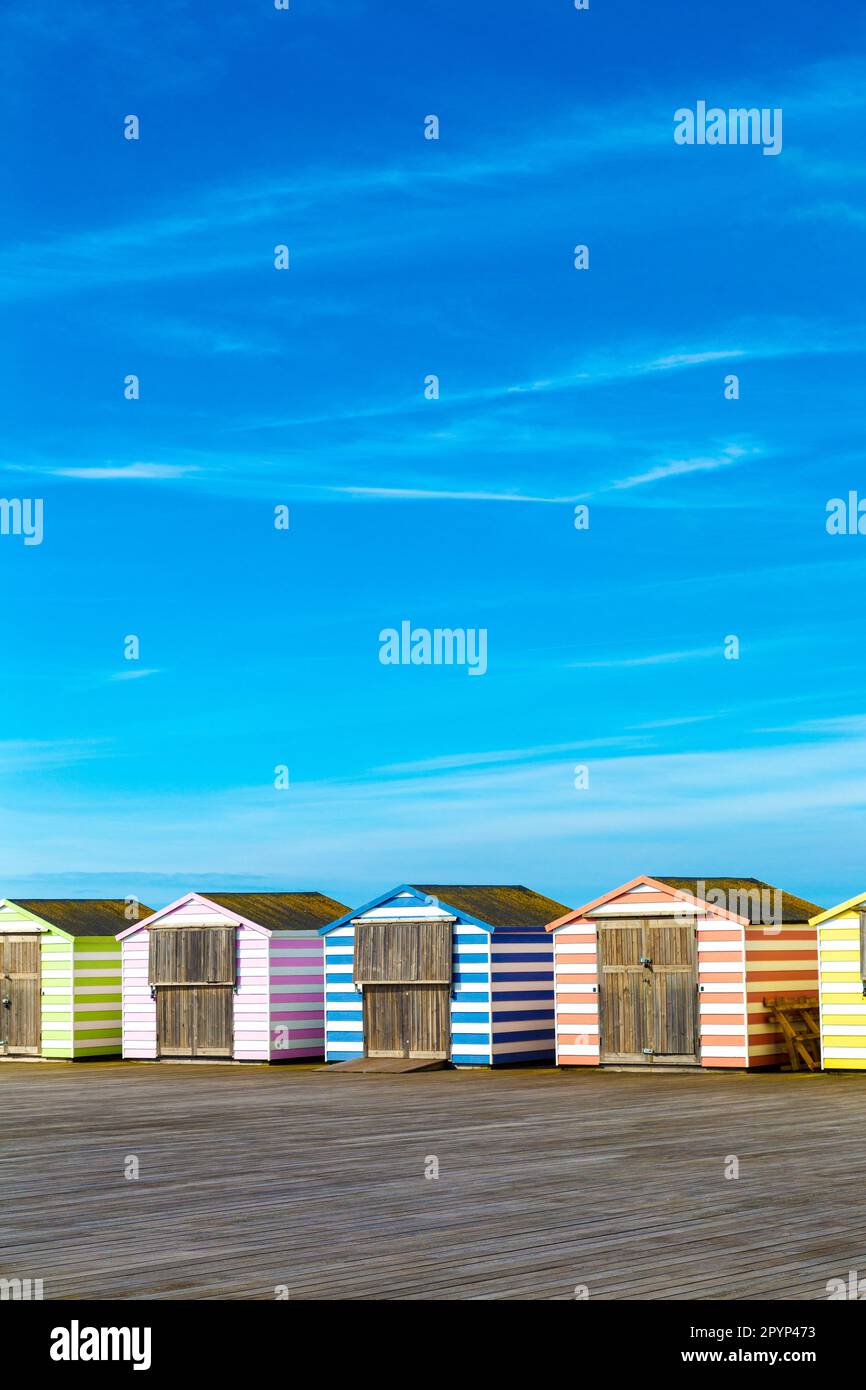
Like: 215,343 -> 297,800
323,894 -> 558,1066
268,930 -> 324,1060
553,881 -> 818,1070
0,901 -> 123,1059
490,928 -> 554,1062
818,910 -> 866,1068
324,908 -> 493,1064
121,899 -> 325,1062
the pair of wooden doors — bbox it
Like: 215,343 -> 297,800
149,927 -> 235,1058
597,918 -> 698,1063
355,920 -> 451,1060
0,935 -> 41,1055
364,983 -> 450,1059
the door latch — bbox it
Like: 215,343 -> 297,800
639,955 -> 652,968
642,1046 -> 654,1055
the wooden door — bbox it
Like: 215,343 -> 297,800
150,924 -> 235,1058
646,920 -> 697,1060
597,923 -> 648,1062
157,985 -> 232,1057
356,918 -> 452,1059
364,984 -> 405,1057
598,918 -> 697,1063
364,983 -> 450,1059
405,984 -> 449,1059
157,986 -> 193,1056
0,935 -> 41,1055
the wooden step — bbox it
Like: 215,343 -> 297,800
320,1057 -> 447,1074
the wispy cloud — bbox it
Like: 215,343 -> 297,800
610,444 -> 751,492
326,484 -> 582,503
108,668 -> 162,683
4,723 -> 866,904
2,55 -> 863,302
374,734 -> 647,775
567,645 -> 725,670
52,463 -> 197,481
0,739 -> 106,773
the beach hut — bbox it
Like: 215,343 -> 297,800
117,891 -> 348,1061
321,883 -> 570,1066
811,891 -> 866,1070
0,898 -> 153,1059
548,875 -> 821,1069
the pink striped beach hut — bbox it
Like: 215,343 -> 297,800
117,891 -> 348,1061
548,875 -> 821,1069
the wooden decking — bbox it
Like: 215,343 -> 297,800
2,1062 -> 865,1300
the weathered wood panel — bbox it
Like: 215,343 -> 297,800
597,918 -> 698,1063
646,921 -> 697,1058
364,983 -> 405,1056
157,986 -> 232,1057
364,983 -> 449,1058
405,984 -> 449,1058
597,924 -> 646,1061
354,921 -> 451,984
0,934 -> 41,1054
149,927 -> 236,986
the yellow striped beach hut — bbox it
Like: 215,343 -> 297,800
812,892 -> 866,1069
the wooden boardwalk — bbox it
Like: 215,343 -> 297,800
2,1061 -> 864,1300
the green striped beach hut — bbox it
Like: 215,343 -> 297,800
0,899 -> 153,1059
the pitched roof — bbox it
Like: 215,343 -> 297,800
653,877 -> 823,925
810,891 -> 866,926
197,891 -> 350,932
414,884 -> 571,928
11,899 -> 156,938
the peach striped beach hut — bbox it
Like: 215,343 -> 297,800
548,875 -> 821,1069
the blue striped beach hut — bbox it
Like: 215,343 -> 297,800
320,884 -> 570,1066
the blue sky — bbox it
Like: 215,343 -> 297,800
1,0 -> 865,912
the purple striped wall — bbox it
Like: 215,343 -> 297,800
268,931 -> 324,1060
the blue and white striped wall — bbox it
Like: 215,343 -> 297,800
322,889 -> 555,1066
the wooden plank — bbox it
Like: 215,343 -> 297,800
3,1064 -> 866,1300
